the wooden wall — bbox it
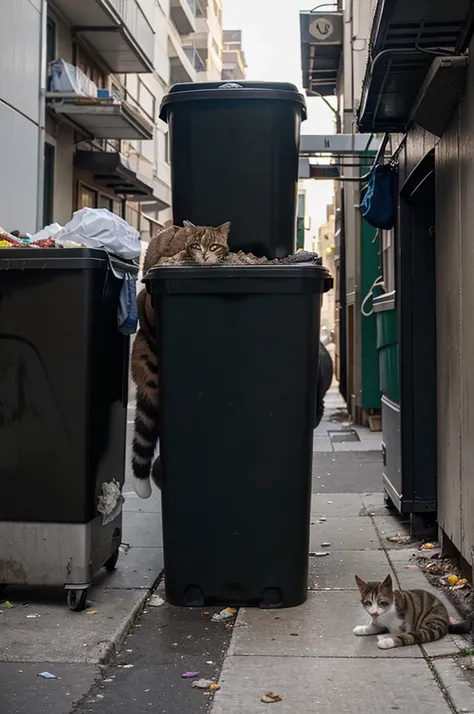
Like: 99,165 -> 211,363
435,38 -> 474,566
392,61 -> 474,564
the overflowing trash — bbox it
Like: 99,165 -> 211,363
0,209 -> 140,335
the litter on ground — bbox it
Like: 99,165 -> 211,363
182,672 -> 200,679
192,678 -> 220,690
149,595 -> 165,607
38,672 -> 57,679
262,692 -> 282,703
211,607 -> 237,622
386,535 -> 411,544
309,551 -> 330,557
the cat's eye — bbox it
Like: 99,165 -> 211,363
363,600 -> 372,607
379,600 -> 389,607
210,244 -> 223,252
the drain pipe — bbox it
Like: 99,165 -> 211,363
36,0 -> 47,231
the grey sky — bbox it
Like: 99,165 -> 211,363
222,0 -> 336,135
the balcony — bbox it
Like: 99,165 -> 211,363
168,22 -> 197,83
50,0 -> 155,73
170,0 -> 196,36
47,94 -> 154,141
46,61 -> 154,140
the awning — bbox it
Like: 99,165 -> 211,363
300,11 -> 343,97
74,151 -> 170,209
46,95 -> 154,141
358,0 -> 473,133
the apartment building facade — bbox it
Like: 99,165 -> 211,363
222,30 -> 247,81
0,0 -> 229,239
182,0 -> 223,81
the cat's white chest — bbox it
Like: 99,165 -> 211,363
378,607 -> 406,633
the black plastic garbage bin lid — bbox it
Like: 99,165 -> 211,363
159,80 -> 307,122
146,264 -> 333,296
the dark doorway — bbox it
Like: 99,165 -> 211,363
385,150 -> 437,517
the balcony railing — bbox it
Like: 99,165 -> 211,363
184,47 -> 206,73
51,0 -> 155,73
108,0 -> 155,68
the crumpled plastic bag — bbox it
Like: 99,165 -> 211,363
55,208 -> 140,260
97,480 -> 125,525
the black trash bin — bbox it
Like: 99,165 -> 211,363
0,248 -> 132,609
160,81 -> 307,259
146,263 -> 333,608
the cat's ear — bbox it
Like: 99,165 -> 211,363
355,575 -> 367,590
183,220 -> 196,229
381,574 -> 393,590
217,221 -> 231,237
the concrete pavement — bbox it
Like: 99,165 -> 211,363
1,388 -> 473,713
209,391 -> 473,714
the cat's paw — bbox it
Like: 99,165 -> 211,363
132,476 -> 152,499
353,625 -> 369,636
377,637 -> 396,650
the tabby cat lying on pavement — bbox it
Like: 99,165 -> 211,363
354,574 -> 469,648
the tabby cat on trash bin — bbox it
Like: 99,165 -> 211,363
130,220 -> 232,499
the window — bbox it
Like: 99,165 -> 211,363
46,18 -> 56,66
43,142 -> 55,226
79,184 -> 97,209
77,182 -> 122,216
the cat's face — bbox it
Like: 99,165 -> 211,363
355,574 -> 394,618
182,221 -> 231,265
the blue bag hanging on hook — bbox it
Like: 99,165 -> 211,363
360,163 -> 398,230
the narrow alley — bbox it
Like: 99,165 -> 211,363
2,391 -> 470,713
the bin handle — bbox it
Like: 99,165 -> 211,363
361,275 -> 384,317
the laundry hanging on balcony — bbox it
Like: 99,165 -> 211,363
360,163 -> 398,231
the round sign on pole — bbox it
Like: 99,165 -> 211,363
309,17 -> 334,41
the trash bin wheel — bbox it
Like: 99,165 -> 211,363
67,588 -> 88,612
104,549 -> 120,573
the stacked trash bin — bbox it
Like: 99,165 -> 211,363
146,81 -> 333,608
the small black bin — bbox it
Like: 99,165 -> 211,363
0,249 -> 131,524
160,81 -> 307,259
146,263 -> 333,608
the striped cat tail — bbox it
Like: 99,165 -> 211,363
448,619 -> 472,635
131,392 -> 160,499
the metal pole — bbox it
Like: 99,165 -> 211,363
36,0 -> 47,231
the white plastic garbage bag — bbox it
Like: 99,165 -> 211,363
50,59 -> 97,97
55,208 -> 141,260
29,223 -> 63,243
